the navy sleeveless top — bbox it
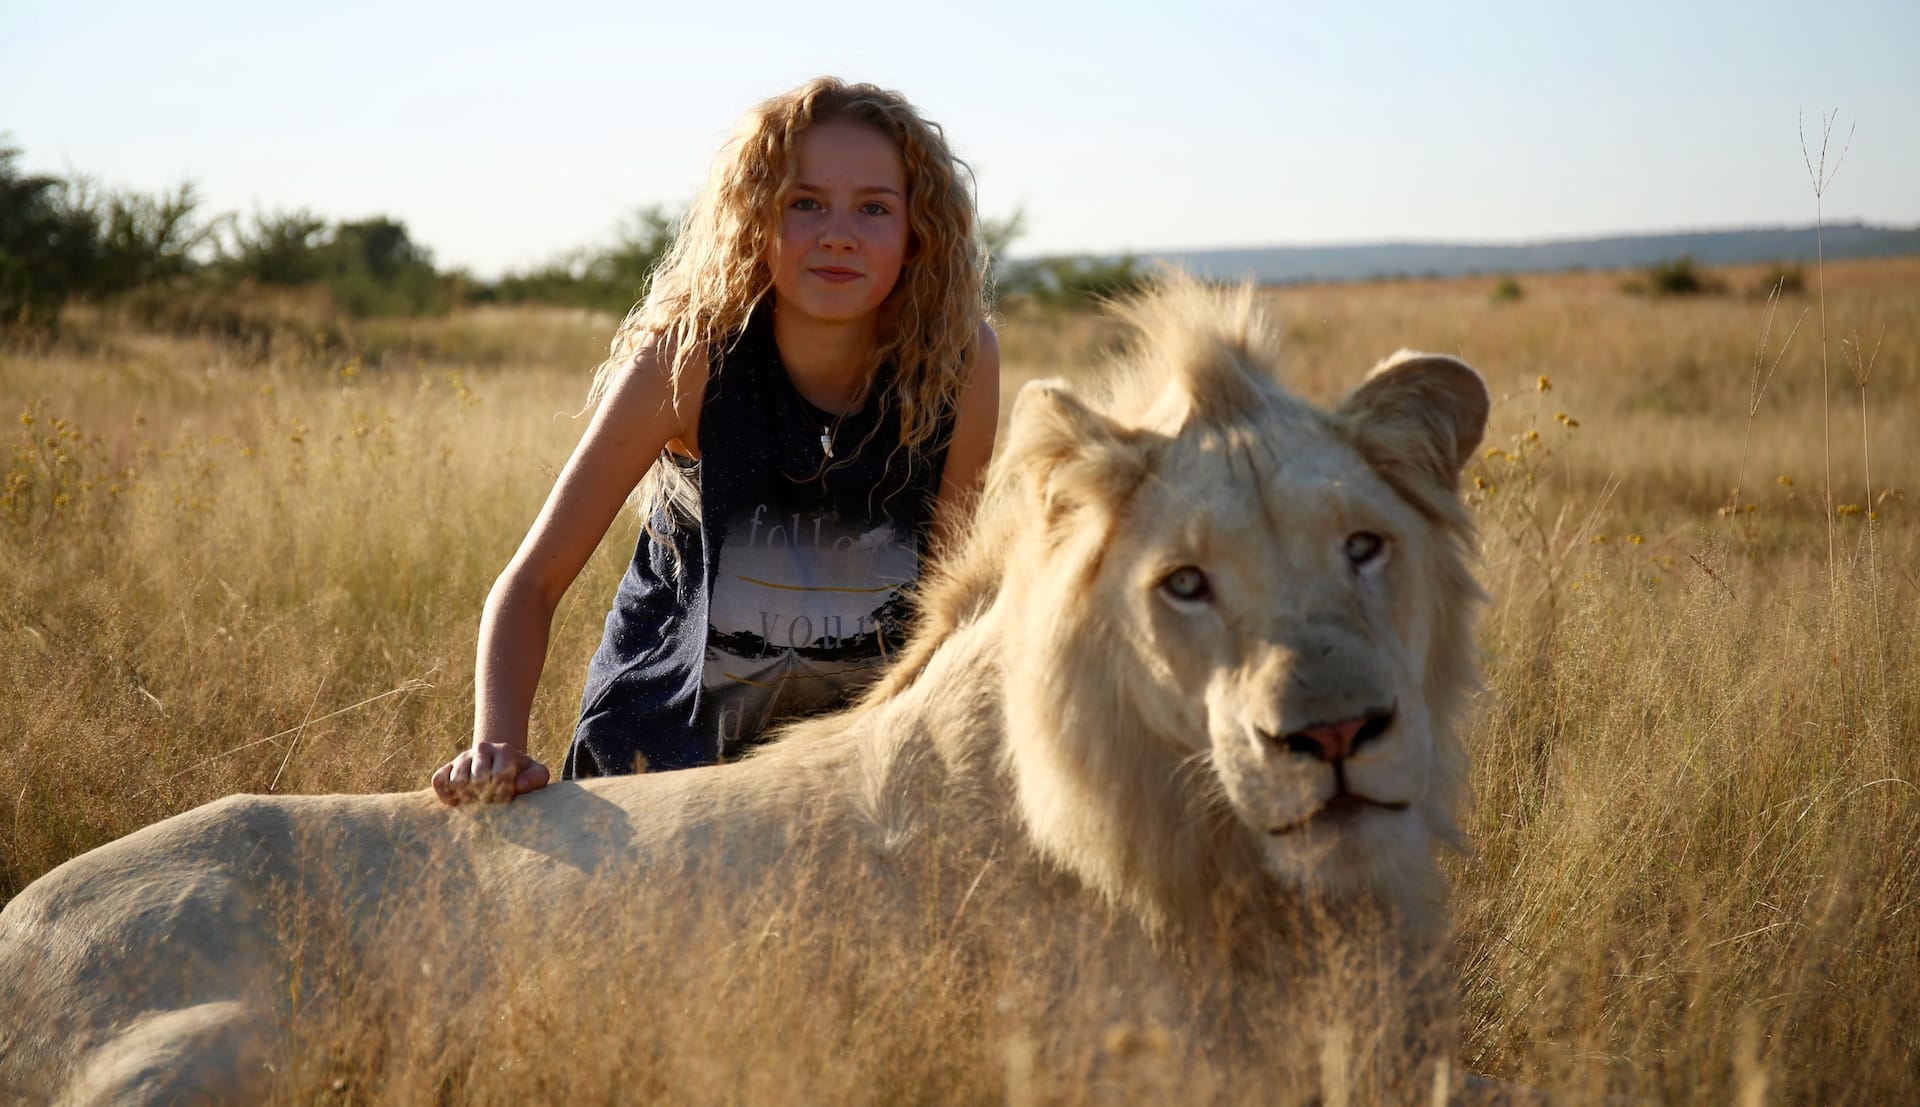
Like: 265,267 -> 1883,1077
564,302 -> 954,777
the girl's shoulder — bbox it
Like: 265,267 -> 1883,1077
947,319 -> 1000,398
602,332 -> 711,457
973,319 -> 1000,369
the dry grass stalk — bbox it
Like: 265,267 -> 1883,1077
1798,108 -> 1854,594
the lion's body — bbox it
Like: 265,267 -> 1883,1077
0,281 -> 1490,1106
0,714 -> 1003,1104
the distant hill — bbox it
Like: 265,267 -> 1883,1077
1134,222 -> 1920,285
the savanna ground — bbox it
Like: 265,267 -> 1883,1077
2,258 -> 1916,1103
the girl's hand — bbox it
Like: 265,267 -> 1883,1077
431,741 -> 550,805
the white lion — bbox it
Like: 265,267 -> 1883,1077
0,280 -> 1489,1105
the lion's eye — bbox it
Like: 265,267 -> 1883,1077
1160,566 -> 1212,602
1344,531 -> 1386,567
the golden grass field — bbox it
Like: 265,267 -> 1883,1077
2,259 -> 1916,1102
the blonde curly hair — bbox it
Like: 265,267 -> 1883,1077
592,76 -> 987,527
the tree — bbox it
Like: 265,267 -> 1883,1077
978,209 -> 1146,311
220,211 -> 455,317
224,209 -> 330,285
0,144 -> 99,330
91,181 -> 213,293
491,205 -> 678,315
326,218 -> 445,315
980,208 -> 1026,304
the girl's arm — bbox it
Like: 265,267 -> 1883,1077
930,321 -> 1001,551
431,345 -> 706,805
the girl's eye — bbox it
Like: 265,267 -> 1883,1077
790,196 -> 822,212
1160,566 -> 1211,603
1344,531 -> 1386,567
859,201 -> 891,216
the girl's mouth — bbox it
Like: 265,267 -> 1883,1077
811,267 -> 863,283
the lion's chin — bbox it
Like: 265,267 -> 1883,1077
1266,794 -> 1409,837
1255,802 -> 1427,896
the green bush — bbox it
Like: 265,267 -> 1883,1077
490,207 -> 677,316
0,146 -> 103,330
1,138 -> 477,332
223,209 -> 330,285
1626,256 -> 1723,298
1752,260 -> 1806,298
219,213 -> 457,317
91,181 -> 213,293
323,218 -> 457,316
997,254 -> 1148,311
2,148 -> 218,334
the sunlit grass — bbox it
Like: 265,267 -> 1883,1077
3,258 -> 1916,1101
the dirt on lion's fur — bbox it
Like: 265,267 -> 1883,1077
2,258 -> 1917,1102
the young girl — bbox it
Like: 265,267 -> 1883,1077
431,77 -> 999,804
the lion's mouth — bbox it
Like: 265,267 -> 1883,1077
1268,794 -> 1409,835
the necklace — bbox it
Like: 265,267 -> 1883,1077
819,424 -> 834,459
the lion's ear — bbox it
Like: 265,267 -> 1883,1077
1002,378 -> 1153,523
1337,352 -> 1490,488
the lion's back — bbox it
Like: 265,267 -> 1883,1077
0,795 -> 292,1097
0,790 -> 477,1099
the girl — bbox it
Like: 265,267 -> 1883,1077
431,77 -> 999,804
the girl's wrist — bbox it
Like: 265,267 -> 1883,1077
471,733 -> 529,754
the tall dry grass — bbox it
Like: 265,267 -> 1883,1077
2,260 -> 1916,1101
1,305 -> 626,889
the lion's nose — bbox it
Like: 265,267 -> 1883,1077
1276,708 -> 1395,762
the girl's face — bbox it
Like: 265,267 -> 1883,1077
767,120 -> 911,328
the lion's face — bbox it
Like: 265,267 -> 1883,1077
999,325 -> 1486,910
1110,410 -> 1452,891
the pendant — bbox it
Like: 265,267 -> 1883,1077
820,426 -> 834,459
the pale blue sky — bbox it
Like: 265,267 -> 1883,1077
4,0 -> 1916,278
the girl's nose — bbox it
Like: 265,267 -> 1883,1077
818,211 -> 857,250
